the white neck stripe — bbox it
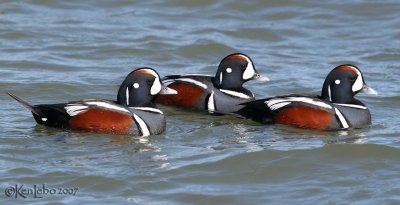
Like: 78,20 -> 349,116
133,107 -> 163,114
328,85 -> 332,102
334,103 -> 367,110
126,87 -> 129,105
219,89 -> 251,99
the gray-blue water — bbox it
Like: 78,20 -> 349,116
1,0 -> 400,204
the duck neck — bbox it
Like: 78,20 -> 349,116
321,83 -> 357,104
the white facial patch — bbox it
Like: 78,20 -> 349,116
133,83 -> 140,88
226,68 -> 232,73
136,68 -> 161,95
150,75 -> 161,95
335,80 -> 341,85
243,62 -> 255,80
346,67 -> 363,92
352,74 -> 363,92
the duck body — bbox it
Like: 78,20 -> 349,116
8,68 -> 176,136
155,74 -> 255,114
238,94 -> 371,130
154,53 -> 268,114
236,65 -> 376,130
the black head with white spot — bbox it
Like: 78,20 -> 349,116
321,64 -> 376,104
117,67 -> 176,107
213,53 -> 266,90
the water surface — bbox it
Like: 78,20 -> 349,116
1,0 -> 400,204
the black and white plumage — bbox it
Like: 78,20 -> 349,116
8,67 -> 176,136
154,53 -> 269,114
236,65 -> 377,130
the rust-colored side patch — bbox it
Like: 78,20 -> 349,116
154,84 -> 205,108
69,109 -> 132,134
275,105 -> 333,130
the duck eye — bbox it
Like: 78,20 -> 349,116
240,64 -> 247,70
147,79 -> 153,84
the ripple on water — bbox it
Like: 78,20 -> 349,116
1,0 -> 400,204
176,41 -> 236,59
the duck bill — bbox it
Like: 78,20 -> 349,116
159,85 -> 177,95
360,84 -> 378,95
252,73 -> 270,82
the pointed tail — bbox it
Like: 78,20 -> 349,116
6,92 -> 40,116
235,99 -> 275,124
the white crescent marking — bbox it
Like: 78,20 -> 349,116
133,114 -> 150,136
334,107 -> 349,129
207,91 -> 215,113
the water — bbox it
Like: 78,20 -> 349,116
1,0 -> 399,204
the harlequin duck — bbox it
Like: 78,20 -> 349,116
7,68 -> 177,136
235,65 -> 377,130
154,53 -> 269,114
